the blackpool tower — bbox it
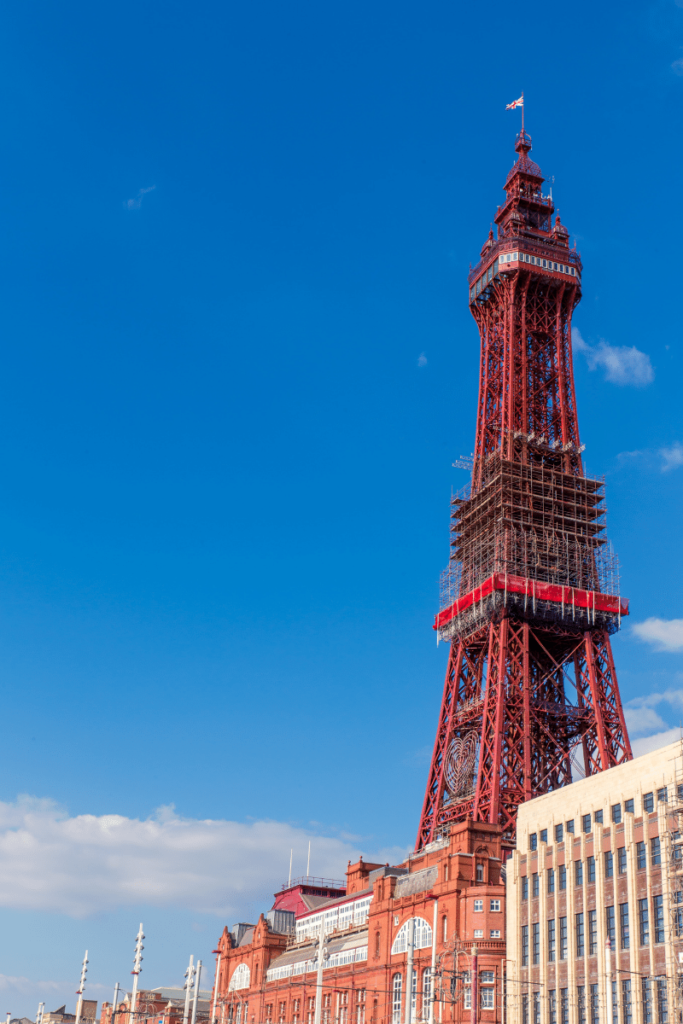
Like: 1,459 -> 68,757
416,129 -> 632,851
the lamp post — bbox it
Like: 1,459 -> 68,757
75,950 -> 89,1024
211,950 -> 222,1024
312,929 -> 329,1024
183,956 -> 196,1024
112,983 -> 120,1024
36,1003 -> 45,1024
130,925 -> 145,1022
191,962 -> 202,1024
470,945 -> 478,1024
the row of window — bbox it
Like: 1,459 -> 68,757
474,899 -> 501,912
473,929 -> 502,939
521,979 -> 667,1024
529,789 -> 676,848
264,992 -> 367,1024
469,252 -> 577,302
295,896 -> 372,941
391,968 -> 433,1024
521,896 -> 665,964
265,945 -> 368,983
521,839 -> 661,898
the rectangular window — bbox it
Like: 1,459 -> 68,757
637,842 -> 646,869
541,829 -> 548,844
605,851 -> 614,878
612,804 -> 622,824
481,989 -> 494,1010
622,981 -> 632,1024
559,865 -> 567,890
654,894 -> 664,943
522,877 -> 528,900
548,868 -> 555,894
651,837 -> 661,865
549,991 -> 557,1024
530,833 -> 538,851
522,996 -> 528,1024
618,847 -> 627,874
658,786 -> 668,803
657,978 -> 668,1024
522,925 -> 529,966
642,979 -> 653,1024
644,792 -> 654,813
591,984 -> 599,1024
620,902 -> 630,949
490,899 -> 501,912
561,991 -> 569,1024
625,799 -> 634,814
638,901 -> 651,946
606,905 -> 615,945
532,873 -> 539,898
576,860 -> 583,886
576,912 -> 585,957
555,823 -> 564,843
532,922 -> 540,964
587,856 -> 596,883
548,919 -> 556,962
612,982 -> 618,1024
567,819 -> 575,834
474,899 -> 483,912
595,809 -> 604,824
474,929 -> 483,939
559,916 -> 568,960
578,986 -> 586,1024
589,909 -> 597,955
490,929 -> 501,938
533,993 -> 541,1024
583,813 -> 592,833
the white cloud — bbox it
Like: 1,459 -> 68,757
0,798 -> 405,919
623,703 -> 669,739
660,443 -> 683,471
632,618 -> 683,651
124,186 -> 156,211
417,353 -> 427,367
632,728 -> 682,757
672,58 -> 683,75
572,327 -> 654,386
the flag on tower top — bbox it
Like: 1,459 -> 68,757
506,95 -> 523,110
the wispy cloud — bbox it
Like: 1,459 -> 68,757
417,353 -> 427,367
124,185 -> 156,211
572,327 -> 654,386
673,57 -> 683,75
0,798 -> 404,919
632,618 -> 683,652
660,443 -> 683,471
623,688 -> 683,755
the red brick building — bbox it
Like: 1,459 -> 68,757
210,821 -> 506,1024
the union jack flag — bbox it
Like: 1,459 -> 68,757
506,95 -> 523,110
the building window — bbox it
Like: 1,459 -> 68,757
533,992 -> 541,1024
578,986 -> 586,1024
236,1005 -> 242,1024
567,819 -> 575,834
322,994 -> 332,1024
307,998 -> 315,1024
490,899 -> 501,912
490,929 -> 501,938
606,905 -> 615,944
595,810 -> 604,824
265,1006 -> 273,1024
481,988 -> 494,1010
548,868 -> 555,894
522,878 -> 529,900
576,912 -> 585,956
555,823 -> 564,843
442,916 -> 448,942
561,990 -> 569,1024
642,979 -> 653,1024
474,930 -> 484,939
532,873 -> 539,898
559,916 -> 567,960
355,991 -> 365,1024
476,863 -> 484,882
474,899 -> 483,913
618,848 -> 627,875
656,979 -> 668,1024
229,964 -> 251,992
589,910 -> 597,955
279,1003 -> 287,1024
612,803 -> 622,824
625,799 -> 634,814
522,925 -> 529,966
611,982 -> 618,1024
409,968 -> 417,1020
548,919 -> 556,962
293,999 -> 301,1024
583,814 -> 592,833
638,898 -> 650,945
559,865 -> 566,890
549,991 -> 557,1024
658,786 -> 668,803
576,860 -> 583,886
651,837 -> 661,865
392,975 -> 402,1024
622,981 -> 632,1024
605,851 -> 613,878
654,894 -> 664,943
532,922 -> 540,964
391,918 -> 433,954
541,829 -> 548,844
375,931 -> 380,956
530,833 -> 537,851
587,856 -> 595,883
522,996 -> 528,1024
636,842 -> 646,869
620,903 -> 630,949
463,973 -> 472,1010
644,792 -> 654,813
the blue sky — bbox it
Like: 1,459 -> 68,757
1,0 -> 683,1014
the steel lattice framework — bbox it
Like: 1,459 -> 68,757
416,130 -> 632,851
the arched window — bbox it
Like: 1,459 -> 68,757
476,863 -> 484,883
442,915 -> 448,943
422,968 -> 432,1020
229,964 -> 251,991
375,931 -> 380,957
392,974 -> 402,1024
391,917 -> 433,954
236,1006 -> 242,1024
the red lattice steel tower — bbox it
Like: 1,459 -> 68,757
416,130 -> 632,851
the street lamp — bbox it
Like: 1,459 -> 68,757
130,925 -> 145,1021
75,950 -> 89,1024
